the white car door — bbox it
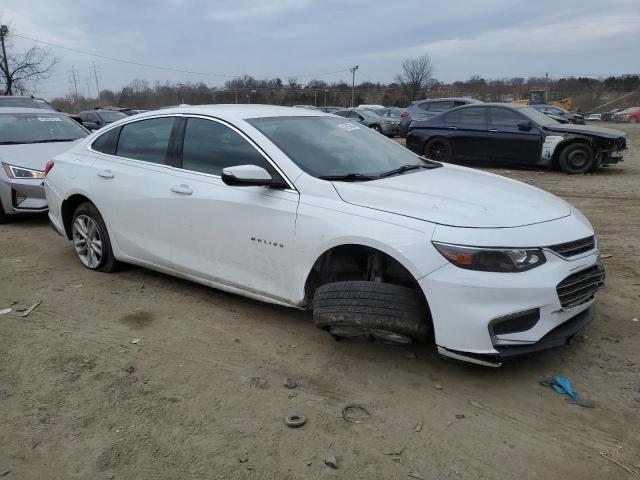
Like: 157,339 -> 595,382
90,116 -> 179,269
169,116 -> 299,302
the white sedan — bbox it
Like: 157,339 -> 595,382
44,105 -> 604,366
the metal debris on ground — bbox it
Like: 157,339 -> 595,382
433,383 -> 443,390
0,308 -> 11,315
283,378 -> 297,389
408,472 -> 425,479
539,375 -> 595,408
414,419 -> 423,432
455,414 -> 465,419
125,366 -> 136,374
324,456 -> 338,469
131,338 -> 141,344
284,414 -> 306,428
600,254 -> 613,259
469,400 -> 484,409
342,404 -> 371,423
21,301 -> 42,317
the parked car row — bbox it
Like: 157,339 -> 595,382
39,105 -> 607,367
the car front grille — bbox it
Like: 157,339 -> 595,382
548,236 -> 596,258
556,263 -> 605,309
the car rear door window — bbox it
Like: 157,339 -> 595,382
181,118 -> 271,176
116,117 -> 175,164
91,127 -> 120,155
421,101 -> 452,112
445,107 -> 487,126
488,108 -> 523,128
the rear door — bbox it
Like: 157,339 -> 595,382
486,107 -> 542,165
442,107 -> 488,161
90,116 -> 179,269
169,116 -> 299,302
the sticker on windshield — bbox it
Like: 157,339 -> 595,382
337,122 -> 360,131
37,117 -> 62,122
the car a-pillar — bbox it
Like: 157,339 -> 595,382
304,244 -> 433,344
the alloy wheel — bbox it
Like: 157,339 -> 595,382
426,140 -> 451,161
72,215 -> 103,268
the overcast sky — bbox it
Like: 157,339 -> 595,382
1,0 -> 639,99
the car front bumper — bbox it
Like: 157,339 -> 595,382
419,250 -> 602,366
0,172 -> 48,215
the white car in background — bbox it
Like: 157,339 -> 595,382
0,107 -> 89,222
44,105 -> 604,366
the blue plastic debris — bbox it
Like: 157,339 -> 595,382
539,376 -> 594,408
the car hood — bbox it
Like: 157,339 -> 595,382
544,123 -> 625,138
0,140 -> 82,170
332,164 -> 571,228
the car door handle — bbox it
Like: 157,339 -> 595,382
489,128 -> 500,132
97,170 -> 114,179
448,126 -> 458,130
170,184 -> 193,195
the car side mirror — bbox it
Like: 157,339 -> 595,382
517,121 -> 533,131
221,165 -> 287,188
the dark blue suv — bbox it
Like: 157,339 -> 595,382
399,97 -> 482,137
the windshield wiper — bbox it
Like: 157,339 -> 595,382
379,162 -> 440,178
318,173 -> 378,182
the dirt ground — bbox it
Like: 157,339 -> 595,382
1,122 -> 639,480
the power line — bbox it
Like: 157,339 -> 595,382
12,33 -> 351,80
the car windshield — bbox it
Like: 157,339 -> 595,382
520,107 -> 560,126
0,98 -> 56,110
99,111 -> 128,122
0,113 -> 89,144
248,116 -> 435,179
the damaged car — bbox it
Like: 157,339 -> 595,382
45,105 -> 605,367
406,103 -> 626,174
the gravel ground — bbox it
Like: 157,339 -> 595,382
1,122 -> 639,479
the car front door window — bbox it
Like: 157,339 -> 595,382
182,118 -> 273,176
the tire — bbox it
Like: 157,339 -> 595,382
371,124 -> 382,133
71,202 -> 118,272
0,198 -> 9,224
312,281 -> 430,342
558,143 -> 594,174
424,138 -> 453,162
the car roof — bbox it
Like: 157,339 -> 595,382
414,97 -> 482,104
132,104 -> 331,122
0,107 -> 65,114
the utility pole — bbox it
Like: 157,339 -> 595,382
324,89 -> 328,107
92,62 -> 101,101
69,65 -> 80,101
350,65 -> 359,107
86,77 -> 92,98
0,25 -> 11,95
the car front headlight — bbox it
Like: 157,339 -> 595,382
433,242 -> 546,272
2,162 -> 45,179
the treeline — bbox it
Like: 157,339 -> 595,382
51,74 -> 640,113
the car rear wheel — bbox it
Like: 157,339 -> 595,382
424,138 -> 453,162
558,143 -> 594,174
371,124 -> 382,133
71,202 -> 118,272
312,281 -> 430,344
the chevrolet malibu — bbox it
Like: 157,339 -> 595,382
44,105 -> 604,366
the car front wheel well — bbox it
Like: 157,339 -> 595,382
61,194 -> 93,239
304,244 -> 429,303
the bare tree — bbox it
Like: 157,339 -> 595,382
0,35 -> 59,95
396,54 -> 434,101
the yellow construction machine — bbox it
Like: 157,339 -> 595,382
512,90 -> 573,111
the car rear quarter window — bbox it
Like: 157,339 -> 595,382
181,118 -> 271,176
115,117 -> 175,164
445,107 -> 487,126
488,108 -> 523,127
91,127 -> 120,155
